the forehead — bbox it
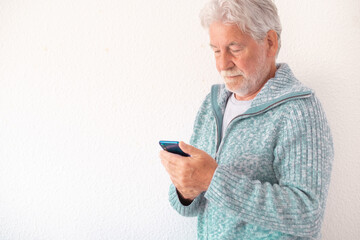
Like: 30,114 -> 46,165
209,22 -> 253,46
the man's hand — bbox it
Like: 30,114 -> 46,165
160,141 -> 218,201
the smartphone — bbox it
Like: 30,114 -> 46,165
159,140 -> 190,157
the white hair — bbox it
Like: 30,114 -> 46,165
200,0 -> 282,56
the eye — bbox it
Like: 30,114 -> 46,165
230,48 -> 243,54
213,49 -> 221,56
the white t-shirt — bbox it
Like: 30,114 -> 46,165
222,93 -> 253,138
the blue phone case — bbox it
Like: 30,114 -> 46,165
159,140 -> 190,157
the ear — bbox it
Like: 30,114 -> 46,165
265,30 -> 278,57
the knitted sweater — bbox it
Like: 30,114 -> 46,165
168,63 -> 334,239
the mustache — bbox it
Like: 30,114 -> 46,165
220,68 -> 244,77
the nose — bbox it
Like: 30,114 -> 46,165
217,51 -> 234,71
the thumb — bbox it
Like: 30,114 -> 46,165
179,141 -> 200,156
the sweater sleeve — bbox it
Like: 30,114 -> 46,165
204,96 -> 334,237
167,93 -> 212,217
168,184 -> 205,217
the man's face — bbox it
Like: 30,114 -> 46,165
209,22 -> 271,98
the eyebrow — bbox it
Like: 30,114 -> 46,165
229,41 -> 243,47
209,41 -> 244,49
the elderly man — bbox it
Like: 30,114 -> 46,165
160,0 -> 333,239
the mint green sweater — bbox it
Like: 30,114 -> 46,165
169,63 -> 334,239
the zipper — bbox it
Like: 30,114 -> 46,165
213,92 -> 312,160
211,108 -> 221,157
210,85 -> 228,157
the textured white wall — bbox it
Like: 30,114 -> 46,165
0,0 -> 359,239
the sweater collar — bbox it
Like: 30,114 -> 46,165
214,63 -> 313,112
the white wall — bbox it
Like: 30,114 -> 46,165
0,0 -> 359,239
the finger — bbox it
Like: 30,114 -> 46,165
179,141 -> 200,157
160,149 -> 186,164
160,150 -> 186,175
